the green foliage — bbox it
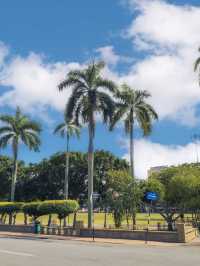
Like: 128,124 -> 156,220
148,163 -> 200,207
58,61 -> 117,134
0,202 -> 24,216
0,107 -> 41,152
54,121 -> 81,139
105,170 -> 141,228
0,200 -> 79,225
0,107 -> 41,201
23,200 -> 79,221
145,178 -> 165,201
1,151 -> 129,201
146,163 -> 200,230
23,202 -> 43,219
111,84 -> 158,136
0,156 -> 13,200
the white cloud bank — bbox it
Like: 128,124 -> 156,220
123,139 -> 197,179
120,0 -> 200,126
0,0 -> 200,171
0,50 -> 82,119
0,0 -> 200,126
121,0 -> 200,177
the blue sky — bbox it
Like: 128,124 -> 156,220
0,0 -> 200,178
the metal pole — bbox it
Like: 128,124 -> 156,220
146,201 -> 152,244
92,202 -> 95,241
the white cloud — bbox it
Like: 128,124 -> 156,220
127,0 -> 200,51
96,46 -> 120,66
0,49 -> 81,120
0,41 -> 9,66
95,45 -> 132,67
120,1 -> 200,178
119,0 -> 200,126
0,0 -> 200,127
123,138 -> 197,179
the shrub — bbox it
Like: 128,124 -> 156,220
0,202 -> 24,224
23,200 -> 79,222
23,202 -> 43,221
0,200 -> 79,225
39,200 -> 79,224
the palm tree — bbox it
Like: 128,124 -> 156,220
0,107 -> 41,201
194,47 -> 200,85
110,84 -> 158,178
54,118 -> 81,200
58,61 -> 117,228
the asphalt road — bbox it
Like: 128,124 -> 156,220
0,237 -> 199,266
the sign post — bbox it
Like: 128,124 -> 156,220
145,192 -> 158,244
92,192 -> 100,242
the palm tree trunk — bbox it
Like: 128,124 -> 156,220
130,122 -> 134,178
11,141 -> 18,202
88,123 -> 94,229
64,134 -> 70,200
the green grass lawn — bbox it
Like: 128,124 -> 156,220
13,212 -> 166,228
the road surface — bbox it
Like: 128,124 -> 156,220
0,236 -> 199,266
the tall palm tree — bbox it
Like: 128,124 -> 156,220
58,61 -> 117,228
54,119 -> 80,199
0,107 -> 41,201
194,47 -> 200,85
110,84 -> 158,178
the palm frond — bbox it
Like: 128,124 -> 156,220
0,107 -> 41,152
21,120 -> 41,133
95,78 -> 117,93
54,123 -> 66,136
0,115 -> 15,126
0,126 -> 13,135
194,57 -> 200,72
0,133 -> 14,149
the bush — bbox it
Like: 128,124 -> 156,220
0,200 -> 79,225
0,202 -> 24,224
23,202 -> 43,221
39,200 -> 79,223
23,200 -> 79,222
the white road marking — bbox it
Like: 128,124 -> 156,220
0,249 -> 35,257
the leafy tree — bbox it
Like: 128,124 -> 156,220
0,107 -> 41,201
145,178 -> 165,201
0,156 -> 13,200
58,61 -> 117,227
94,150 -> 129,194
106,170 -> 141,228
144,177 -> 176,230
54,119 -> 81,199
15,150 -> 128,202
147,163 -> 200,230
123,180 -> 142,229
110,84 -> 158,178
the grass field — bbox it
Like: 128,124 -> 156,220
12,212 -> 167,228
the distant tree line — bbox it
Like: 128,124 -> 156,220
0,150 -> 129,202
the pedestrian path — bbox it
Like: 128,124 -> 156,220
0,231 -> 194,247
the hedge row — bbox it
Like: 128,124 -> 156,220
0,200 -> 79,222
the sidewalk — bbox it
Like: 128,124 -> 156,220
0,231 -> 190,247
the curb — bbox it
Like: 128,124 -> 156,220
0,231 -> 185,247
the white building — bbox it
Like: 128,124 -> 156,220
148,166 -> 168,178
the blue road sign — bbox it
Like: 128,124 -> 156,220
145,192 -> 158,201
